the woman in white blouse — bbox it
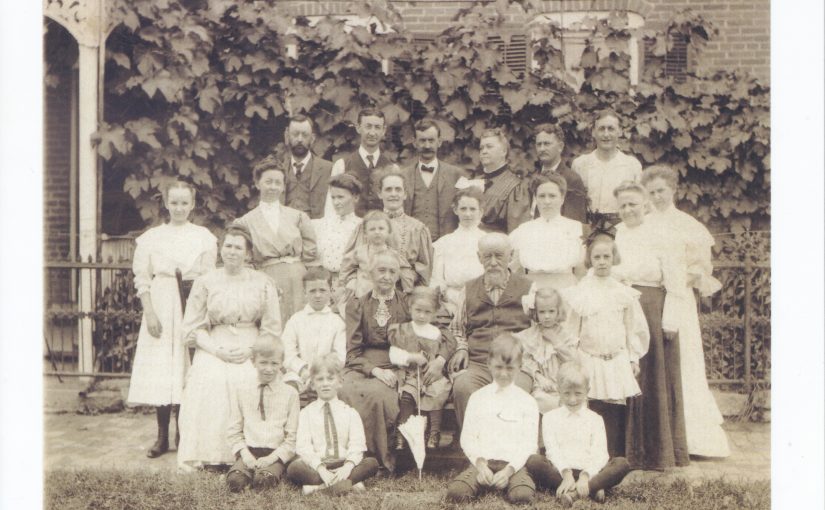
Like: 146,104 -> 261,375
312,174 -> 363,301
642,165 -> 729,458
509,173 -> 585,290
429,187 -> 486,314
127,182 -> 217,459
612,181 -> 690,471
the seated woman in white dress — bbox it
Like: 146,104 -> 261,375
177,223 -> 282,471
429,187 -> 485,314
509,173 -> 585,290
642,165 -> 729,458
128,182 -> 217,459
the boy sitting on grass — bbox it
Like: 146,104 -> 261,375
226,335 -> 300,492
445,333 -> 539,505
282,267 -> 347,405
525,361 -> 631,507
287,353 -> 380,495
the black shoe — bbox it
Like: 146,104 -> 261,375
146,437 -> 169,458
394,433 -> 406,451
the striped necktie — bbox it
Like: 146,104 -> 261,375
323,401 -> 340,459
258,384 -> 268,420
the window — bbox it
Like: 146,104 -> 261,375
488,33 -> 530,77
645,34 -> 688,81
530,11 -> 645,87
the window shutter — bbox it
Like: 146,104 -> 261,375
488,34 -> 529,76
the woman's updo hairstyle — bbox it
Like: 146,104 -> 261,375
530,172 -> 568,199
451,186 -> 484,209
222,221 -> 254,253
329,173 -> 363,197
162,181 -> 196,203
252,155 -> 286,183
612,180 -> 647,199
479,127 -> 510,155
641,164 -> 679,190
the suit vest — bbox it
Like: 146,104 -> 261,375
411,170 -> 440,239
343,151 -> 392,216
464,274 -> 532,365
284,162 -> 313,216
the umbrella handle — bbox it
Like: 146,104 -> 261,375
416,365 -> 422,417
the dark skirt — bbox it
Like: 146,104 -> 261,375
626,285 -> 690,470
339,369 -> 400,472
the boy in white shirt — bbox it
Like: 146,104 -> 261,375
282,268 -> 347,405
445,334 -> 539,505
226,336 -> 299,492
286,353 -> 380,495
525,362 -> 631,507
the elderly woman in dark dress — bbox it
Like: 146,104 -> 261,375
339,251 -> 454,473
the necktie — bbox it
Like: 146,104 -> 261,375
366,154 -> 375,169
323,402 -> 340,459
258,384 -> 267,420
294,161 -> 303,175
420,165 -> 435,173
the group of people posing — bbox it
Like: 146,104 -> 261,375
126,107 -> 729,504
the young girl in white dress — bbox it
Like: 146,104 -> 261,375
127,182 -> 217,459
509,173 -> 584,290
177,223 -> 282,471
561,232 -> 649,458
429,187 -> 486,314
516,287 -> 579,413
643,165 -> 729,457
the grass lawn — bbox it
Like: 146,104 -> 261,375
45,469 -> 769,510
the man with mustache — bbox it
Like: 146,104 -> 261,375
571,109 -> 642,228
328,108 -> 399,216
448,233 -> 535,436
282,114 -> 333,219
400,119 -> 466,241
533,123 -> 587,223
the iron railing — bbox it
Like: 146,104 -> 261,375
44,232 -> 771,391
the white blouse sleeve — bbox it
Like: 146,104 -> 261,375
623,294 -> 650,363
132,231 -> 154,297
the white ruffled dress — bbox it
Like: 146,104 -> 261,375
561,274 -> 650,403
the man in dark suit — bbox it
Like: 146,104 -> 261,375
533,123 -> 588,223
327,108 -> 398,216
282,113 -> 333,219
401,119 -> 466,241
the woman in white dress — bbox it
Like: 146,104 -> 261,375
312,173 -> 363,301
429,187 -> 485,314
642,165 -> 729,458
509,173 -> 585,290
127,182 -> 217,459
177,223 -> 282,470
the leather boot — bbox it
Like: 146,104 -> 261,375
147,405 -> 171,458
426,410 -> 442,449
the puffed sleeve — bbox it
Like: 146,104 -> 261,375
132,231 -> 153,297
344,297 -> 374,376
298,211 -> 319,266
658,242 -> 688,335
181,276 -> 210,348
388,324 -> 412,367
505,179 -> 532,234
190,229 -> 218,278
429,239 -> 447,291
259,276 -> 283,338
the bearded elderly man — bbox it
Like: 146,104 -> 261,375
448,233 -> 536,432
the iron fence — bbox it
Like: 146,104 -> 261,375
43,232 -> 771,391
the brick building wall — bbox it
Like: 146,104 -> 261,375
280,0 -> 770,83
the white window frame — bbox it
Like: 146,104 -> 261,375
530,11 -> 645,87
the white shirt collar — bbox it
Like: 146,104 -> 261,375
561,404 -> 586,418
317,396 -> 341,407
260,200 -> 280,211
541,160 -> 561,174
358,146 -> 380,165
303,304 -> 332,315
492,381 -> 515,394
290,152 -> 312,172
419,158 -> 439,170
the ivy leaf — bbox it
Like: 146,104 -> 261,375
673,131 -> 692,150
124,175 -> 148,199
499,87 -> 527,112
97,125 -> 129,160
123,10 -> 140,31
109,52 -> 131,69
445,98 -> 468,121
126,119 -> 162,149
467,81 -> 485,102
409,82 -> 429,103
198,85 -> 221,114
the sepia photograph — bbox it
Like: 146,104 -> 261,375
1,0 -> 821,508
